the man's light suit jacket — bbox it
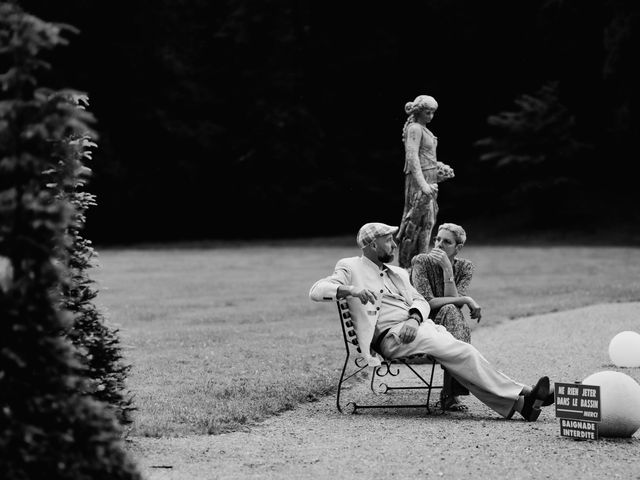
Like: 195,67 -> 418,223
309,256 -> 431,364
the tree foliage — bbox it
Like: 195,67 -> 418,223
48,92 -> 134,427
474,82 -> 593,225
0,4 -> 141,478
476,81 -> 587,175
18,0 -> 640,240
470,0 -> 640,230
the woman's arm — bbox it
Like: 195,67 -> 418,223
455,260 -> 474,296
427,295 -> 471,311
410,254 -> 435,301
455,260 -> 482,322
428,248 -> 458,297
413,253 -> 478,316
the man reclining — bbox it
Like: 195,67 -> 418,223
309,222 -> 554,421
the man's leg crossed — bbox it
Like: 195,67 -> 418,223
380,319 -> 524,417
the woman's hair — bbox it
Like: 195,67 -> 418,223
402,95 -> 438,143
438,223 -> 467,245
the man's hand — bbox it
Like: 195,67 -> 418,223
398,317 -> 419,344
349,287 -> 378,305
466,297 -> 482,323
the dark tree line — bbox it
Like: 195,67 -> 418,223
19,0 -> 640,243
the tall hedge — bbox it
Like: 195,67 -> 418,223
49,93 -> 134,427
0,4 -> 141,478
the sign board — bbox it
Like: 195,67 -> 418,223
555,382 -> 601,440
555,383 -> 601,421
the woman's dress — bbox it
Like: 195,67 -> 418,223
410,254 -> 474,343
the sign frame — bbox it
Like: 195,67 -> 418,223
554,382 -> 601,441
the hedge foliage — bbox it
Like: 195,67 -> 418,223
0,4 -> 141,478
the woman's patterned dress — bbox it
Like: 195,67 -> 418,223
410,254 -> 474,343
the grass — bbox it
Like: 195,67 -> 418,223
92,242 -> 640,437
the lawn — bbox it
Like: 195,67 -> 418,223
92,242 -> 640,436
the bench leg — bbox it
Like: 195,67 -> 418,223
336,352 -> 369,414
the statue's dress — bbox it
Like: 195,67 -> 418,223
398,124 -> 439,268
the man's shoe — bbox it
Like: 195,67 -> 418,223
520,376 -> 550,422
542,388 -> 555,407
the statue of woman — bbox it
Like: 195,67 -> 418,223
397,95 -> 454,269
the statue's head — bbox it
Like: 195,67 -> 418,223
405,95 -> 438,115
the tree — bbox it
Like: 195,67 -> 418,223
0,4 -> 141,478
474,82 -> 590,226
48,92 -> 134,427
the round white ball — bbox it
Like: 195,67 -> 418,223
608,331 -> 640,367
582,371 -> 640,437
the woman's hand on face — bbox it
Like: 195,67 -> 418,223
428,247 -> 451,269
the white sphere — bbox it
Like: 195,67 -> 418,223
608,331 -> 640,367
582,371 -> 640,437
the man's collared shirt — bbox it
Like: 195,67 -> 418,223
373,264 -> 412,343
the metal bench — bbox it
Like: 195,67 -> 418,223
336,298 -> 443,414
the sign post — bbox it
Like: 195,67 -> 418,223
555,382 -> 601,440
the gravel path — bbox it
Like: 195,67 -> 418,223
129,303 -> 640,480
